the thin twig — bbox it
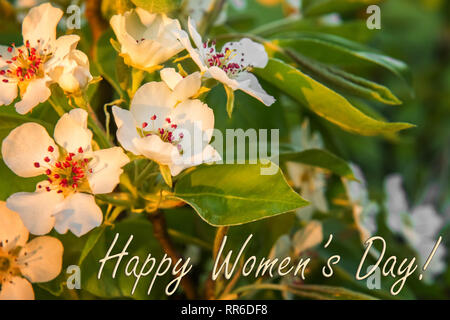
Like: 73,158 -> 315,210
205,226 -> 229,299
148,210 -> 197,299
85,0 -> 108,57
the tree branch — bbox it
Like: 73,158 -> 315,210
148,210 -> 197,299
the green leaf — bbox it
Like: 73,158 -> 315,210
80,217 -> 170,299
225,85 -> 235,118
159,164 -> 173,188
302,0 -> 383,17
251,18 -> 374,43
172,163 -> 309,226
130,0 -> 180,13
281,148 -> 355,179
253,58 -> 414,136
78,226 -> 107,265
276,33 -> 412,89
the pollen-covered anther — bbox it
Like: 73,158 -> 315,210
0,40 -> 47,84
35,146 -> 91,194
138,115 -> 183,152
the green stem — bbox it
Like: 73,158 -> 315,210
48,97 -> 65,117
135,160 -> 157,186
198,0 -> 226,36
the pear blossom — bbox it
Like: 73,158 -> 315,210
384,174 -> 446,279
285,121 -> 328,220
112,79 -> 221,176
175,18 -> 275,106
0,3 -> 92,114
268,220 -> 322,300
47,49 -> 93,94
344,164 -> 379,243
2,109 -> 130,237
269,220 -> 323,261
0,201 -> 63,300
110,9 -> 184,71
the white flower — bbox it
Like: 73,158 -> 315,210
47,49 -> 93,94
2,109 -> 130,237
344,164 -> 379,243
0,201 -> 63,300
0,3 -> 92,114
286,121 -> 328,220
175,18 -> 275,106
113,79 -> 221,176
269,220 -> 323,261
385,174 -> 446,279
110,9 -> 184,71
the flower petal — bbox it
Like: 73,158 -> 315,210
112,106 -> 141,155
88,147 -> 130,194
49,35 -> 81,64
6,189 -> 63,236
411,205 -> 443,240
14,78 -> 51,114
172,72 -> 201,102
234,72 -> 275,106
169,144 -> 221,176
207,66 -> 239,89
175,28 -> 206,71
133,135 -> 176,165
171,98 -> 215,137
0,80 -> 18,106
384,174 -> 409,234
187,17 -> 203,51
0,277 -> 34,300
111,10 -> 182,69
1,122 -> 58,177
54,193 -> 102,237
54,109 -> 92,153
131,81 -> 175,126
160,67 -> 183,90
225,38 -> 268,68
22,3 -> 63,48
0,201 -> 29,252
17,236 -> 63,283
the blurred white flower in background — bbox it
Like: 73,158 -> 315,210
286,121 -> 328,220
385,174 -> 446,279
344,164 -> 379,243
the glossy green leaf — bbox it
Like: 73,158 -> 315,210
251,18 -> 375,43
303,0 -> 383,16
281,148 -> 355,179
253,58 -> 414,136
172,163 -> 309,226
276,33 -> 412,87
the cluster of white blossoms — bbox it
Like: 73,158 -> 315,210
0,3 -> 92,114
0,3 -> 276,299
